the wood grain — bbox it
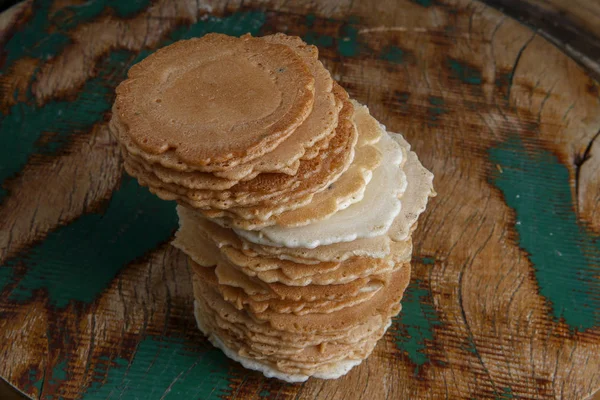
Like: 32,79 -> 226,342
0,0 -> 599,399
482,0 -> 600,79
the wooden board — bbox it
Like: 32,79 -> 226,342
1,0 -> 599,399
482,0 -> 600,79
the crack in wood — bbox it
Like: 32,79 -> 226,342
506,32 -> 536,101
574,127 -> 600,214
481,0 -> 600,80
457,226 -> 498,396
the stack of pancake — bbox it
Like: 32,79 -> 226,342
110,33 -> 435,382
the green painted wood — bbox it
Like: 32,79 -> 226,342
0,0 -> 599,399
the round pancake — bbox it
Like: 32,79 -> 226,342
176,224 -> 407,290
193,265 -> 392,341
214,257 -> 390,303
110,80 -> 334,180
172,227 -> 218,267
387,132 -> 436,242
235,132 -> 407,247
120,146 -> 239,190
175,213 -> 342,274
265,100 -> 385,228
194,300 -> 380,382
198,100 -> 384,230
194,260 -> 411,334
218,283 -> 381,316
193,266 -> 386,343
196,305 -> 378,359
195,300 -> 384,368
118,83 -> 341,192
126,96 -> 357,211
112,33 -> 315,169
240,235 -> 393,263
192,261 -> 383,321
219,245 -> 340,274
212,34 -> 340,181
175,206 -> 394,264
220,240 -> 411,286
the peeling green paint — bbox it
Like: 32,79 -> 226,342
44,358 -> 69,399
420,257 -> 436,265
53,0 -> 151,29
124,11 -> 265,72
427,96 -> 448,126
347,16 -> 360,24
259,388 -> 271,397
411,0 -> 434,7
393,91 -> 411,114
0,50 -> 132,201
462,336 -> 478,355
50,360 -> 68,384
337,24 -> 361,57
303,15 -> 377,58
103,0 -> 152,18
496,387 -> 515,399
380,45 -> 405,64
393,279 -> 441,369
83,337 -> 234,399
448,59 -> 482,85
303,31 -> 334,48
396,92 -> 410,102
25,368 -> 44,395
428,96 -> 446,114
489,135 -> 600,331
428,97 -> 444,107
0,265 -> 11,287
3,0 -> 153,70
2,1 -> 70,70
1,176 -> 178,308
169,11 -> 265,41
31,378 -> 43,394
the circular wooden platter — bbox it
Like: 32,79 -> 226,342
1,0 -> 599,399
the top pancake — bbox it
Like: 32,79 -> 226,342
127,91 -> 355,212
114,83 -> 341,193
212,34 -> 340,181
113,33 -> 315,170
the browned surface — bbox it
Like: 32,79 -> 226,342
0,0 -> 599,399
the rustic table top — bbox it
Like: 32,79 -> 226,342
1,0 -> 599,399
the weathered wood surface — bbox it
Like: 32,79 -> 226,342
1,0 -> 599,399
482,0 -> 600,80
